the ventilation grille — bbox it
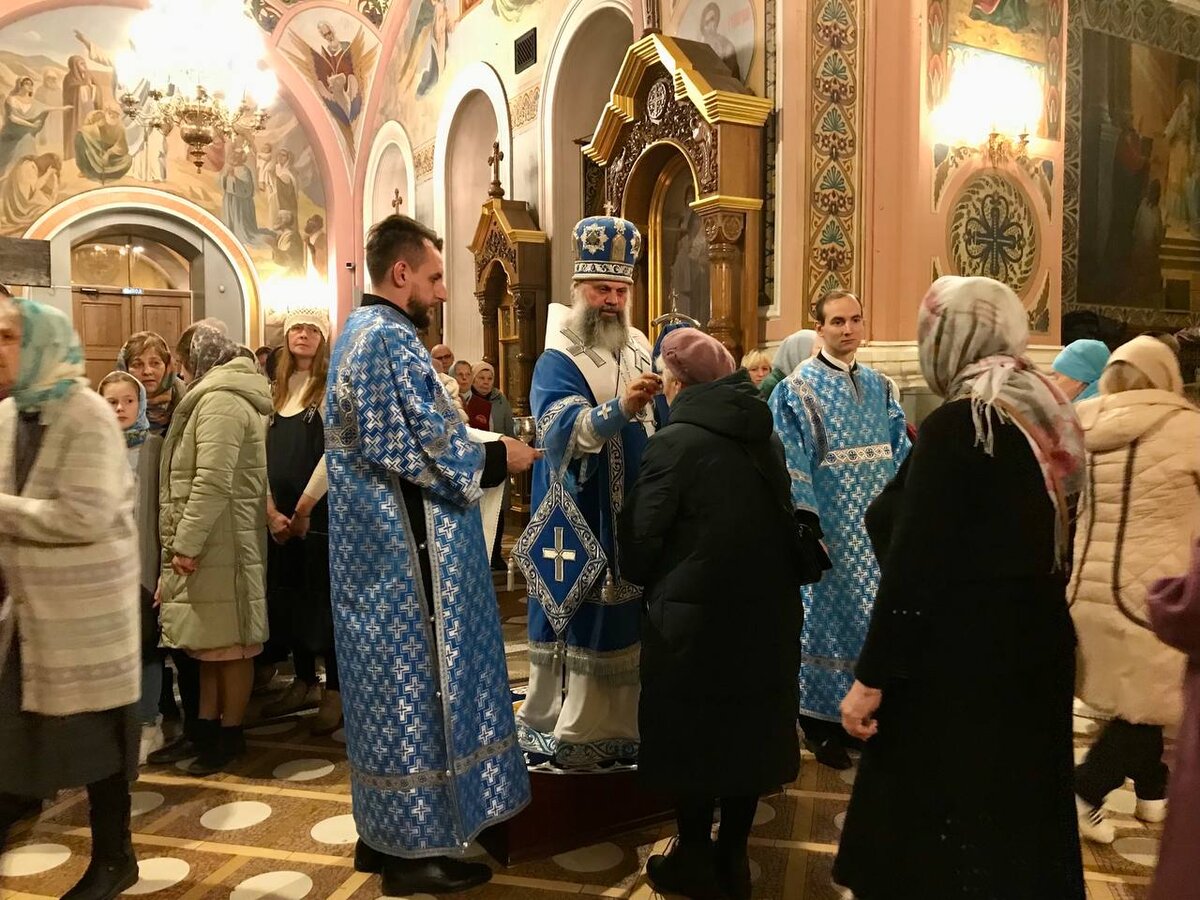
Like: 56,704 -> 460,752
515,28 -> 537,75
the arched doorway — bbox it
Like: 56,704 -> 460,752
364,121 -> 417,238
444,91 -> 499,360
622,143 -> 704,334
70,228 -> 192,385
543,4 -> 634,304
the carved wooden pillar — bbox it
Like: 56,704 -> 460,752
701,209 -> 745,358
477,289 -> 500,369
511,288 -> 537,417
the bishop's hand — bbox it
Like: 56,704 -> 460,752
622,373 -> 661,417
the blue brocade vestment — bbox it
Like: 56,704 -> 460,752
769,356 -> 911,721
515,305 -> 654,767
325,304 -> 529,857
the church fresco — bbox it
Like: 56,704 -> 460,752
279,7 -> 380,159
0,5 -> 328,285
1076,34 -> 1194,311
929,0 -> 1062,140
670,0 -> 755,85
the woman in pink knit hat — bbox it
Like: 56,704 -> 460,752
620,328 -> 813,900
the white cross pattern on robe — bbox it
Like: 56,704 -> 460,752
542,527 -> 578,583
560,327 -> 607,366
597,403 -> 613,420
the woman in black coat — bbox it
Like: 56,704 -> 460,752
620,329 -> 805,900
833,276 -> 1086,899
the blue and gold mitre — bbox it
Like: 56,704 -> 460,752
572,216 -> 642,284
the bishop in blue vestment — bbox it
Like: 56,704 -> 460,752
770,290 -> 910,769
513,215 -> 661,770
325,215 -> 532,895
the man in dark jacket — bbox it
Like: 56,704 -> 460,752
620,329 -> 806,900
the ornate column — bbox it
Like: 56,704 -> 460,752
701,209 -> 746,358
512,289 -> 538,417
477,289 -> 500,370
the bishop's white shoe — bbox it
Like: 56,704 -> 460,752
1135,798 -> 1167,824
1076,796 -> 1115,844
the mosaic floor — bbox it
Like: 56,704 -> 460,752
0,578 -> 1166,899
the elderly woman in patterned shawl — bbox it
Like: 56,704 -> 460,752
833,276 -> 1087,900
0,297 -> 142,899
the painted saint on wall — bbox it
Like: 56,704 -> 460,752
673,0 -> 755,86
282,10 -> 379,153
970,0 -> 1031,33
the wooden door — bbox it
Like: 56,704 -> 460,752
73,289 -> 191,388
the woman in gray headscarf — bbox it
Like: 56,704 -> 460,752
758,329 -> 819,400
157,322 -> 273,776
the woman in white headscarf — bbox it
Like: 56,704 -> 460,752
833,276 -> 1086,899
757,329 -> 819,400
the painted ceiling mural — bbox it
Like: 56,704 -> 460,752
0,5 -> 330,285
278,6 -> 381,159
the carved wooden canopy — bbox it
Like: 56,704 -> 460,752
582,33 -> 772,356
468,197 -> 548,417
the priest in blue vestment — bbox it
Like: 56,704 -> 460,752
512,215 -> 662,769
769,289 -> 910,770
325,214 -> 538,895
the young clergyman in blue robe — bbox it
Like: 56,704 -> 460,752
769,290 -> 910,770
325,215 -> 538,896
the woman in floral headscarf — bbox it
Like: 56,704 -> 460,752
0,297 -> 142,898
157,321 -> 272,776
833,276 -> 1086,899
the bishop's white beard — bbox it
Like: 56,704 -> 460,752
568,286 -> 631,356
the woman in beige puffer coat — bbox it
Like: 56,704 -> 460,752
1070,336 -> 1200,844
159,322 -> 272,777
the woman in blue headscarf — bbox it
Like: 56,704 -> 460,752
0,297 -> 142,897
1051,340 -> 1111,403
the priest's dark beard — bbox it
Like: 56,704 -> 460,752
569,292 -> 629,355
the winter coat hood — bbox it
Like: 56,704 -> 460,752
1077,390 -> 1197,452
667,370 -> 773,443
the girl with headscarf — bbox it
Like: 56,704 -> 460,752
465,361 -> 514,568
0,298 -> 143,897
833,276 -> 1086,899
157,321 -> 273,776
99,371 -> 166,766
1069,336 -> 1200,844
758,328 -> 818,400
1051,339 -> 1111,403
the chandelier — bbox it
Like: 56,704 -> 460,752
116,0 -> 278,173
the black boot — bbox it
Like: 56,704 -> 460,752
147,716 -> 201,765
187,723 -> 242,777
354,839 -> 384,873
381,855 -> 492,894
715,847 -> 752,900
804,735 -> 852,770
645,840 -> 725,900
62,775 -> 137,900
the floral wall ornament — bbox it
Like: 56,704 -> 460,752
806,0 -> 864,308
948,170 -> 1039,297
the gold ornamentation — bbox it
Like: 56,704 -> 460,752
414,141 -> 435,180
510,85 -> 540,131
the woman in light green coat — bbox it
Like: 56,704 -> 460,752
158,322 -> 272,775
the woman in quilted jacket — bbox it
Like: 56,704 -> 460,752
158,322 -> 272,776
1070,335 -> 1200,843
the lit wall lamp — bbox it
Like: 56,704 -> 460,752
932,52 -> 1042,170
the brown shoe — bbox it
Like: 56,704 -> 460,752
261,678 -> 318,719
311,689 -> 343,736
